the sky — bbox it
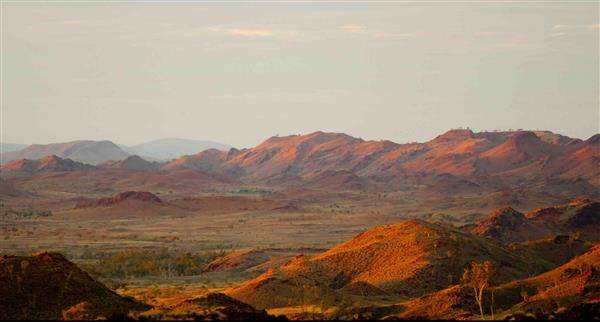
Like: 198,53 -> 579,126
1,1 -> 599,149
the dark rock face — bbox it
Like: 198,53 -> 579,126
100,155 -> 159,172
472,199 -> 600,243
565,202 -> 600,229
75,191 -> 162,208
503,302 -> 600,321
471,207 -> 529,239
170,293 -> 288,321
0,252 -> 150,320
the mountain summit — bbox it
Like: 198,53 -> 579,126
121,138 -> 230,160
0,140 -> 129,165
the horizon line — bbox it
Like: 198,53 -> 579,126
1,127 -> 597,150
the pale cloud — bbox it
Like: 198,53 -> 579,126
474,31 -> 510,37
157,27 -> 205,38
62,20 -> 83,25
552,23 -> 599,30
373,31 -> 417,39
207,26 -> 274,37
155,25 -> 300,44
546,23 -> 598,39
230,29 -> 274,37
338,24 -> 365,33
488,39 -> 528,49
548,32 -> 568,38
338,24 -> 417,40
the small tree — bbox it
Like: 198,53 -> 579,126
462,261 -> 495,320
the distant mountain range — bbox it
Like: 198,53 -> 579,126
98,155 -> 161,171
120,138 -> 231,161
0,155 -> 95,174
0,143 -> 28,153
0,138 -> 231,165
1,130 -> 598,193
161,129 -> 599,189
0,140 -> 129,165
468,198 -> 599,242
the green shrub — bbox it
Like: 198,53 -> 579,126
81,248 -> 226,279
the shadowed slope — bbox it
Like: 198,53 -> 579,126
0,252 -> 150,320
509,235 -> 592,268
99,155 -> 160,171
470,207 -> 543,242
203,249 -> 270,273
472,199 -> 600,242
74,191 -> 162,208
484,243 -> 600,319
160,292 -> 287,321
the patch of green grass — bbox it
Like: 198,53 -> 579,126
80,248 -> 226,279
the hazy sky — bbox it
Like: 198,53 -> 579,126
2,1 -> 599,148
